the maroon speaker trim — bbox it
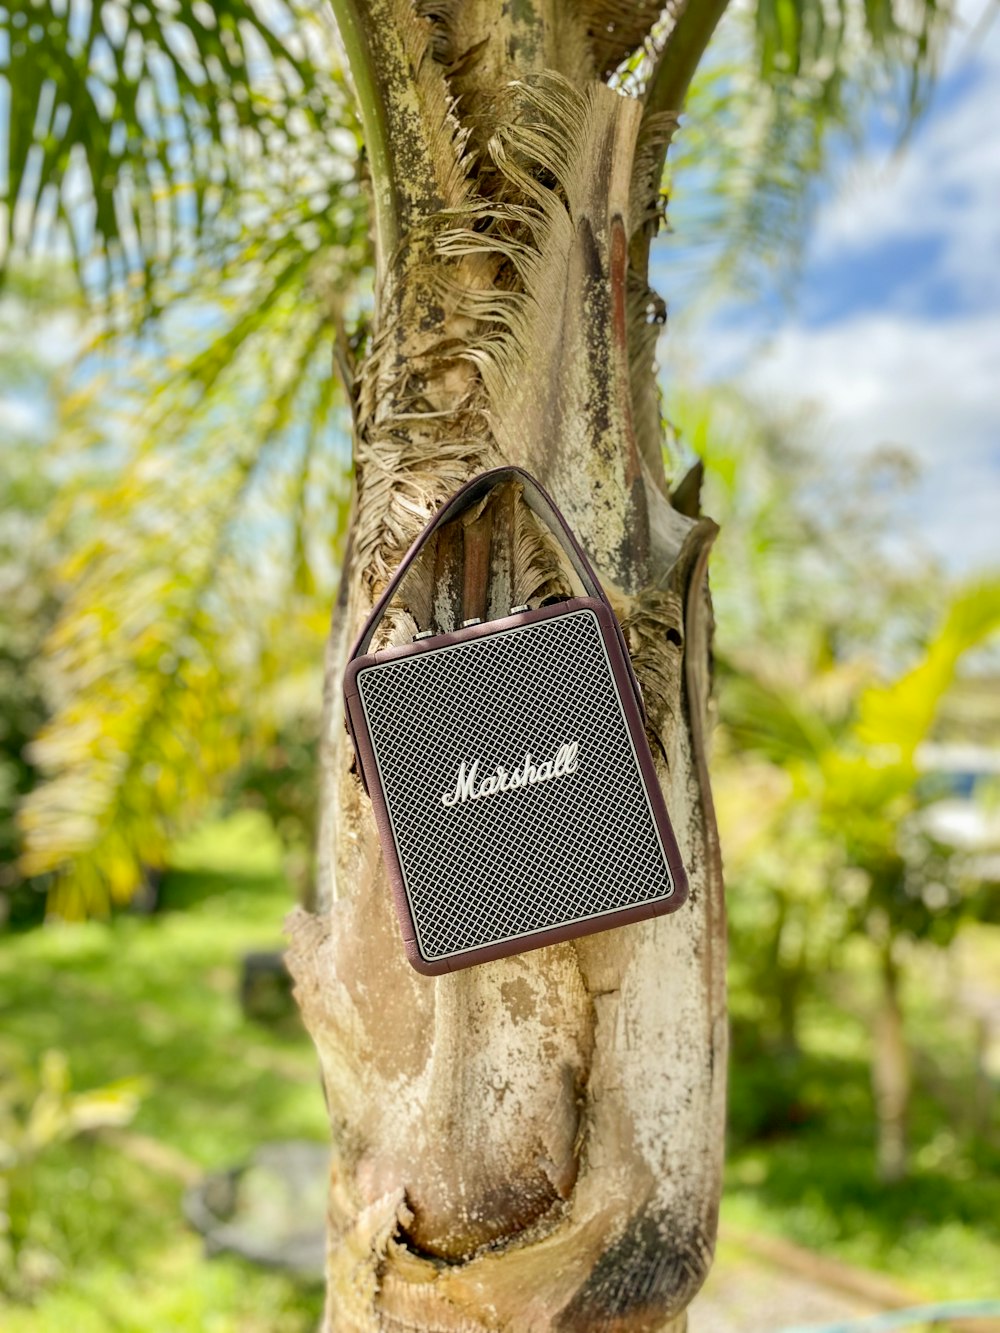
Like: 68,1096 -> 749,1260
344,597 -> 688,976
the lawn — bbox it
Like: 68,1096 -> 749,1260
724,945 -> 1000,1301
2,814 -> 998,1329
0,813 -> 328,1332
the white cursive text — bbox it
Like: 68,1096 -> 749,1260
440,742 -> 580,807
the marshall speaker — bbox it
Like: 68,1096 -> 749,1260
343,467 -> 688,975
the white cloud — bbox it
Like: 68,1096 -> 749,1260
667,307 -> 1000,571
665,5 -> 1000,574
739,312 -> 1000,465
0,396 -> 47,438
811,16 -> 1000,312
731,311 -> 1000,570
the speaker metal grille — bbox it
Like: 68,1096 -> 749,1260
355,608 -> 674,963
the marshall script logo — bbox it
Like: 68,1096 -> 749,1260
441,742 -> 580,807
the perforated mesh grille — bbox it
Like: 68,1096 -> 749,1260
356,608 -> 673,962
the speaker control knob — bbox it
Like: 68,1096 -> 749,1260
461,617 -> 483,628
414,629 -> 435,641
510,604 -> 529,614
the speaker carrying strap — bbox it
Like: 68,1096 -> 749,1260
346,466 -> 646,720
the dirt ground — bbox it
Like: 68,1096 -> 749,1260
689,1242 -> 878,1333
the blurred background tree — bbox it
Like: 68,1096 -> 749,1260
678,387 -> 1000,1181
0,272 -> 81,927
2,0 -> 368,915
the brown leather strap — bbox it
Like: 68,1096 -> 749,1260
347,467 -> 645,718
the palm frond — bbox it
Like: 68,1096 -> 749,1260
753,0 -> 948,108
0,0 -> 355,303
856,579 -> 1000,760
18,261 -> 351,915
650,0 -> 953,295
721,671 -> 838,769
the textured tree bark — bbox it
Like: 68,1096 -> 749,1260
286,3 -> 729,1328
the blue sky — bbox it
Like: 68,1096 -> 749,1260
660,0 -> 1000,573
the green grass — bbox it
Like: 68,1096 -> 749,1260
3,812 -> 998,1327
724,969 -> 1000,1300
0,813 -> 327,1331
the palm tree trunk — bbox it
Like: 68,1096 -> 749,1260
872,943 -> 910,1184
286,3 -> 730,1327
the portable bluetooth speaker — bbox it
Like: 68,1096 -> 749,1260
343,467 -> 688,975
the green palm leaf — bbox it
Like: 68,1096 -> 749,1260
670,0 -> 953,294
17,246 -> 352,915
0,0 -> 354,298
856,579 -> 1000,760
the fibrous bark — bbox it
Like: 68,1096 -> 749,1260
286,3 -> 729,1328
